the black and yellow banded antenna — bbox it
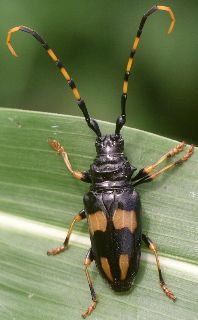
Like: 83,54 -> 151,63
6,25 -> 101,137
115,5 -> 175,135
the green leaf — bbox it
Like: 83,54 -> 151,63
0,108 -> 198,320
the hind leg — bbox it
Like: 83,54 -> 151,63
142,234 -> 176,301
82,248 -> 97,318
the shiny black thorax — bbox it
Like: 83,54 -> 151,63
89,134 -> 136,189
83,134 -> 142,291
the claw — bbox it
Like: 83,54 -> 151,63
161,283 -> 176,301
47,245 -> 66,256
48,139 -> 65,154
82,301 -> 97,318
167,141 -> 185,158
181,144 -> 194,161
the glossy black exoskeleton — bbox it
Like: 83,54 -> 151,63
7,4 -> 194,318
84,134 -> 141,292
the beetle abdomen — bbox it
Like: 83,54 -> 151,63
84,188 -> 141,291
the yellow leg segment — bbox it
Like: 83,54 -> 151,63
48,139 -> 84,181
82,249 -> 97,318
142,234 -> 176,301
143,141 -> 185,175
150,145 -> 194,180
132,144 -> 194,186
47,210 -> 86,256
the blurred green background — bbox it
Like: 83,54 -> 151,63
0,0 -> 197,144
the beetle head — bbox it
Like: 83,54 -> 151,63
95,134 -> 124,155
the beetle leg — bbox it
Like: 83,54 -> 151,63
132,144 -> 194,187
132,141 -> 186,182
47,209 -> 86,255
82,248 -> 97,318
142,234 -> 176,301
48,139 -> 91,182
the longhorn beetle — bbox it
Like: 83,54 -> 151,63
7,5 -> 194,318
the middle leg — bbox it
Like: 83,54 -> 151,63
47,209 -> 86,256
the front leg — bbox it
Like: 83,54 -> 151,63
132,143 -> 194,187
48,139 -> 91,182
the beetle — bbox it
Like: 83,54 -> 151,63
7,4 -> 194,318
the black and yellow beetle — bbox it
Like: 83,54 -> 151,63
7,4 -> 194,318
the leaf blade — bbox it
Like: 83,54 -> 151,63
0,108 -> 198,320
